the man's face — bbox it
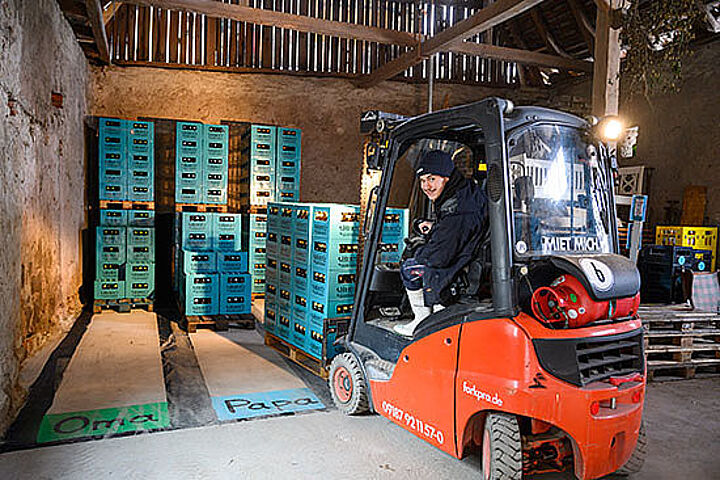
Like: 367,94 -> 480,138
420,173 -> 449,201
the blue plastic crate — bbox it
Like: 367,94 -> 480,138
310,269 -> 356,303
128,184 -> 153,202
99,179 -> 126,201
127,262 -> 154,283
127,244 -> 154,263
312,204 -> 360,241
96,262 -> 124,282
276,303 -> 292,341
311,239 -> 359,271
183,250 -> 217,274
100,209 -> 127,226
277,286 -> 292,307
277,156 -> 300,177
176,122 -> 202,141
279,232 -> 294,261
277,127 -> 301,149
204,154 -> 226,175
290,319 -> 308,350
203,186 -> 227,205
292,204 -> 315,237
127,136 -> 152,155
264,300 -> 277,334
127,120 -> 153,138
183,273 -> 219,315
293,265 -> 310,295
293,236 -> 310,265
99,149 -> 125,171
309,296 -> 354,318
251,276 -> 266,295
204,124 -> 228,143
217,251 -> 248,273
94,280 -> 126,300
176,186 -> 202,204
213,214 -> 242,251
127,280 -> 154,299
128,209 -> 155,227
99,117 -> 126,136
96,242 -> 126,264
278,260 -> 293,286
127,227 -> 154,247
220,273 -> 251,314
97,226 -> 126,247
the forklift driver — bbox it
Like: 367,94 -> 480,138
394,150 -> 488,337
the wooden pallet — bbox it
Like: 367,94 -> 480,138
185,315 -> 229,333
93,298 -> 154,313
175,203 -> 228,213
99,200 -> 155,210
264,332 -> 328,379
641,305 -> 720,380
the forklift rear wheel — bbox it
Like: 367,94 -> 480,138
329,353 -> 369,415
481,413 -> 522,480
615,421 -> 647,476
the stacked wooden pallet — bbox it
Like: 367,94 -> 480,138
641,305 -> 720,380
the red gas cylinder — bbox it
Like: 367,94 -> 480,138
531,274 -> 639,328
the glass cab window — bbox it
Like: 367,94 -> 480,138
507,125 -> 614,257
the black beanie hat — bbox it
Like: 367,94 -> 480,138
415,150 -> 455,178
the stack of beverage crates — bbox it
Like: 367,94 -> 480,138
232,125 -> 302,296
655,225 -> 717,271
174,212 -> 251,316
95,117 -> 155,302
264,202 -> 408,361
175,122 -> 229,204
98,117 -> 154,202
95,210 -> 156,301
639,244 -> 714,303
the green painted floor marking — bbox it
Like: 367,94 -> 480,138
37,402 -> 170,443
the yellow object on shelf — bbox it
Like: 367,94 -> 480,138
655,225 -> 717,270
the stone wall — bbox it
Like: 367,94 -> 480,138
0,0 -> 88,433
90,65 -> 581,205
621,43 -> 720,226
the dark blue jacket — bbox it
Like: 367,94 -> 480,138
415,170 -> 488,305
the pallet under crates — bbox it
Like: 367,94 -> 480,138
264,316 -> 350,379
641,305 -> 720,381
93,298 -> 154,313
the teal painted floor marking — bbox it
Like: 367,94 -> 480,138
212,388 -> 325,421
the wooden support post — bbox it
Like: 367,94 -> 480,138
592,0 -> 621,116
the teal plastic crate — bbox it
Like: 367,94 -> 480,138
99,179 -> 126,201
182,250 -> 217,274
96,262 -> 124,282
203,186 -> 227,205
128,151 -> 152,171
127,244 -> 154,263
182,273 -> 219,316
100,209 -> 127,226
310,270 -> 356,303
311,238 -> 359,271
127,227 -> 154,247
264,300 -> 278,334
97,226 -> 126,247
96,242 -> 126,264
128,209 -> 155,227
312,204 -> 360,241
94,280 -> 126,300
217,251 -> 248,273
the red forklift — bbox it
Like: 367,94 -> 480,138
328,98 -> 646,479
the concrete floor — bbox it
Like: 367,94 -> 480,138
1,311 -> 719,479
0,377 -> 719,479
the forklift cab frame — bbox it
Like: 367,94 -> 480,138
347,97 -> 622,362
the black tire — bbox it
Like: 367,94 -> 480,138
481,413 -> 522,480
615,422 -> 647,476
328,353 -> 369,415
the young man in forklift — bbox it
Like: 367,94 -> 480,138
394,149 -> 489,336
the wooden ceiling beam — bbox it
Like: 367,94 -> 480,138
355,0 -> 547,88
120,0 -> 419,46
103,1 -> 123,25
451,41 -> 592,72
530,8 -> 572,59
566,0 -> 595,52
85,0 -> 111,63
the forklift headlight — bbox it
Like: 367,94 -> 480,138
597,116 -> 624,141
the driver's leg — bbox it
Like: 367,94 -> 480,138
395,258 -> 431,336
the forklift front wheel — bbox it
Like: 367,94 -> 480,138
329,353 -> 369,415
481,412 -> 522,480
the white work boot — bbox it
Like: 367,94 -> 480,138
394,289 -> 431,337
